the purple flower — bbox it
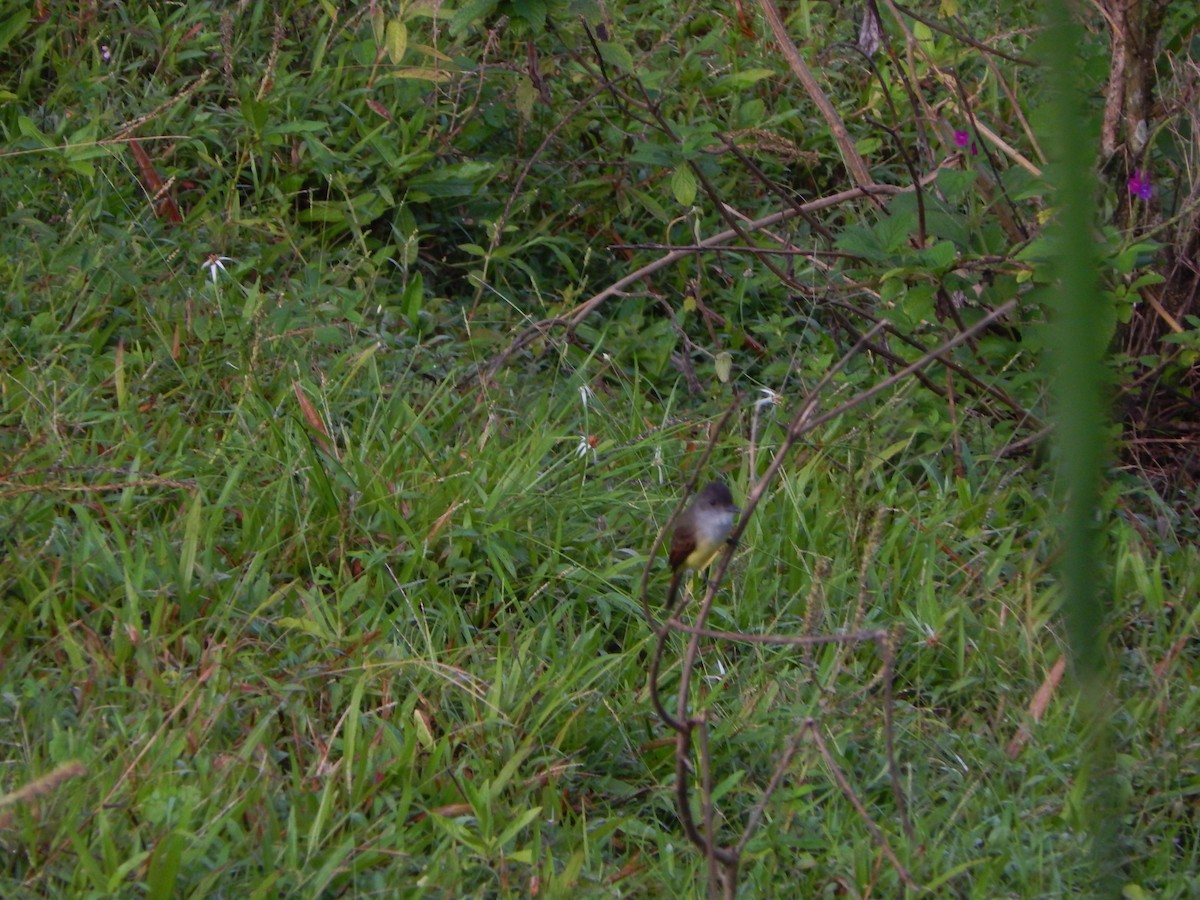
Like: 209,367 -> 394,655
954,130 -> 979,157
1128,170 -> 1152,200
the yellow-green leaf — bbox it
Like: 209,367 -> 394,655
515,75 -> 537,121
671,163 -> 697,206
393,67 -> 453,83
714,351 -> 733,383
386,19 -> 407,64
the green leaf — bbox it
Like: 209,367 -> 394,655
855,136 -> 882,155
513,0 -> 548,28
386,19 -> 408,63
885,283 -> 935,329
913,240 -> 957,270
720,68 -> 775,89
496,806 -> 543,848
515,75 -> 537,121
0,9 -> 30,55
629,141 -> 674,167
298,201 -> 349,224
835,224 -> 886,261
714,351 -> 732,383
145,830 -> 184,900
629,187 -> 669,223
670,163 -> 697,206
403,273 -> 425,319
408,161 -> 496,197
935,168 -> 977,204
876,209 -> 918,253
450,0 -> 499,36
17,115 -> 51,146
179,490 -> 204,595
597,42 -> 634,73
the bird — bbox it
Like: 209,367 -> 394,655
667,481 -> 740,608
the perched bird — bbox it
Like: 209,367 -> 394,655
667,481 -> 740,607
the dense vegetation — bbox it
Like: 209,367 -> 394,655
2,1 -> 1197,896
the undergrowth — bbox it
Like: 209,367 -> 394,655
1,1 -> 1198,896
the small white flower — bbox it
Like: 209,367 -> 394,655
201,254 -> 235,284
575,434 -> 598,464
578,383 -> 595,411
703,658 -> 727,684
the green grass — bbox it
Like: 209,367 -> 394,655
5,333 -> 1197,895
3,1 -> 1199,897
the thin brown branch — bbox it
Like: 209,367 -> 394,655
480,185 -> 896,381
756,0 -> 879,193
810,726 -> 919,888
891,1 -> 1037,66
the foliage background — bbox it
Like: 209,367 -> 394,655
1,0 -> 1197,896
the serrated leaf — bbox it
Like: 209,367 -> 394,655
513,0 -> 548,28
914,240 -> 957,270
597,42 -> 633,73
876,209 -> 918,253
900,284 -> 936,325
935,168 -> 978,204
835,224 -> 885,261
450,0 -> 499,36
670,164 -> 697,206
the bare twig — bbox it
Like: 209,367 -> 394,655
643,301 -> 1018,890
809,725 -> 918,888
479,185 -> 896,381
756,0 -> 879,194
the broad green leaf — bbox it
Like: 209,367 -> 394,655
721,68 -> 775,89
598,42 -> 633,73
914,240 -> 957,270
670,163 -> 697,206
0,9 -> 30,54
450,0 -> 499,36
515,75 -> 537,120
386,19 -> 407,64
